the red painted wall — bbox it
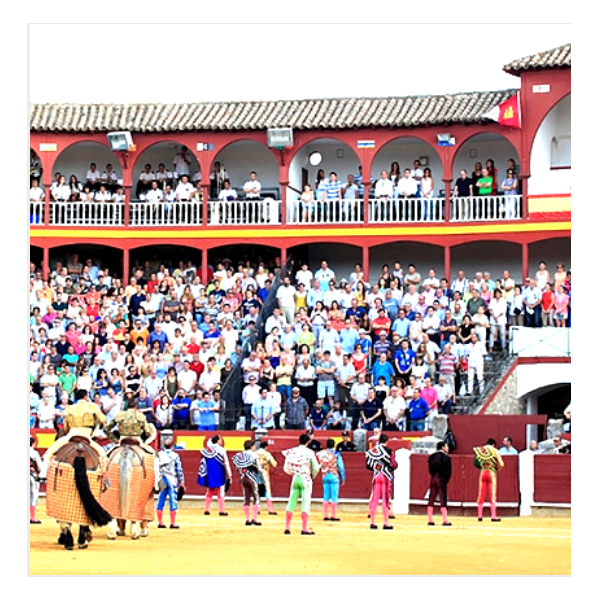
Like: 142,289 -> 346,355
409,454 -> 520,506
534,455 -> 571,504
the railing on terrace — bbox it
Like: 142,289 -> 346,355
208,199 -> 281,226
449,195 -> 522,221
49,201 -> 125,226
129,201 -> 202,227
32,194 -> 523,227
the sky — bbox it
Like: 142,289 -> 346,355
28,22 -> 572,105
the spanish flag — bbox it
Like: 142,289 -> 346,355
484,92 -> 521,128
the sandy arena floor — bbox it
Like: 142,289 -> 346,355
29,502 -> 571,576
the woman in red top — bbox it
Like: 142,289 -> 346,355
541,282 -> 556,327
329,300 -> 346,332
351,343 -> 368,378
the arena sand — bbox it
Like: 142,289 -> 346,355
29,502 -> 570,576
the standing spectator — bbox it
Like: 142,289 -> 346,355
360,386 -> 383,432
523,278 -> 542,328
154,394 -> 174,430
241,375 -> 261,431
276,276 -> 297,324
466,332 -> 486,396
295,356 -> 317,409
243,171 -> 262,200
484,289 -> 505,351
171,389 -> 192,430
251,387 -> 277,430
349,371 -> 370,430
382,385 -> 406,431
407,387 -> 430,431
499,436 -> 518,455
172,146 -> 192,179
394,338 -> 416,387
315,350 -> 337,406
284,387 -> 309,430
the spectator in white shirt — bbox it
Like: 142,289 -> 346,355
175,175 -> 195,201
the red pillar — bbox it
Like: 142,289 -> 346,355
521,243 -> 529,285
123,248 -> 130,283
362,246 -> 370,285
201,248 -> 209,285
444,245 -> 451,282
443,178 -> 452,222
42,247 -> 50,281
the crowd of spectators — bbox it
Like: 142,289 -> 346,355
29,252 -> 571,435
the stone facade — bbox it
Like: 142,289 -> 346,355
480,369 -> 526,415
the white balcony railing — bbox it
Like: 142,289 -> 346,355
287,198 -> 363,225
369,196 -> 445,223
208,199 -> 281,226
49,201 -> 125,226
450,195 -> 522,221
129,201 -> 203,227
31,194 -> 525,227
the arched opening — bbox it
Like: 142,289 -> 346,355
450,240 -> 522,285
52,141 -> 122,194
30,148 -> 43,187
369,241 -> 445,288
212,140 -> 280,200
452,133 -> 521,221
529,94 -> 571,196
129,245 -> 204,281
528,238 -> 571,279
132,141 -> 201,199
287,242 -> 362,283
30,245 -> 43,272
288,138 -> 362,224
48,243 -> 124,287
523,382 -> 571,442
207,243 -> 282,277
373,136 -> 443,196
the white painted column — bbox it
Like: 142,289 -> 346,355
392,448 -> 412,515
518,450 -> 535,516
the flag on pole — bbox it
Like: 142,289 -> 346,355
483,92 -> 521,128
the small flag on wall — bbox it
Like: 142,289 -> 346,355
484,92 -> 521,128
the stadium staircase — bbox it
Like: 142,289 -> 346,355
451,348 -> 517,415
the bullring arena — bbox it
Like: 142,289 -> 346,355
29,424 -> 571,576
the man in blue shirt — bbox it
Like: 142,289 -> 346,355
407,388 -> 430,431
371,353 -> 395,387
340,320 -> 360,355
391,308 -> 411,339
394,338 -> 416,386
148,322 -> 169,351
382,290 -> 400,321
172,389 -> 192,430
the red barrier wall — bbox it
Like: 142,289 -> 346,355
446,415 -> 548,454
534,455 -> 571,503
409,454 -> 520,509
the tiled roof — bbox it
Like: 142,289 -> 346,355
503,43 -> 571,75
29,89 -> 518,133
